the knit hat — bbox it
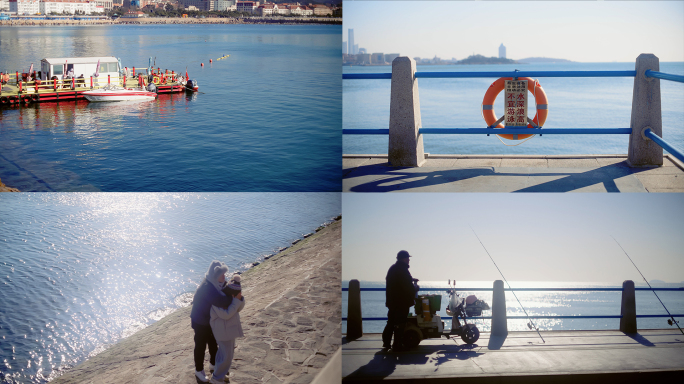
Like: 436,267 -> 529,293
226,274 -> 242,291
206,260 -> 229,292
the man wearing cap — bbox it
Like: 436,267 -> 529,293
382,250 -> 416,351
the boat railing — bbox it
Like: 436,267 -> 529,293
342,279 -> 684,337
1,70 -> 182,97
342,53 -> 684,165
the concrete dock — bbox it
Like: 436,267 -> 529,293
343,154 -> 684,192
342,330 -> 684,383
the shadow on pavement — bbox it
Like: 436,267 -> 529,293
345,161 -> 647,192
343,343 -> 484,381
624,332 -> 656,347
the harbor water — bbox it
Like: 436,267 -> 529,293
342,280 -> 684,334
0,193 -> 341,383
343,62 -> 684,155
0,24 -> 341,192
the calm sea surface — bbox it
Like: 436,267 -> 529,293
343,62 -> 684,155
0,193 -> 341,383
0,24 -> 341,192
342,280 -> 684,334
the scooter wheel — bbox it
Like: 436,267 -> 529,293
403,325 -> 423,348
461,324 -> 480,344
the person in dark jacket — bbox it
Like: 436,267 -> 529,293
190,261 -> 233,383
382,250 -> 416,351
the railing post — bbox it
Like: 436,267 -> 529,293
628,54 -> 663,166
620,280 -> 637,333
491,280 -> 508,337
389,57 -> 425,167
347,279 -> 363,340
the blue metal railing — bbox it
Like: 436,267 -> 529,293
343,70 -> 637,80
342,286 -> 684,322
644,128 -> 684,162
342,287 -> 684,292
343,68 -> 684,163
645,70 -> 684,83
343,128 -> 634,136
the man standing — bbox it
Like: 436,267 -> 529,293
383,250 -> 416,351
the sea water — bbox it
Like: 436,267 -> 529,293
0,193 -> 340,383
343,62 -> 684,155
342,280 -> 684,334
0,24 -> 341,192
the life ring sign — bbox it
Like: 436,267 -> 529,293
482,77 -> 548,140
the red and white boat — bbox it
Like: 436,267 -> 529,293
82,84 -> 157,102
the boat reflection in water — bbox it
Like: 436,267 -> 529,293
2,90 -> 191,131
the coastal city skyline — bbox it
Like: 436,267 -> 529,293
343,1 -> 684,63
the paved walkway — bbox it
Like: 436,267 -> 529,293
343,155 -> 684,192
342,330 -> 684,383
53,220 -> 341,384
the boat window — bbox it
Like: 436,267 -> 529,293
100,63 -> 107,73
52,65 -> 63,76
108,63 -> 118,73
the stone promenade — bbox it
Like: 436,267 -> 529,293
343,330 -> 684,383
52,219 -> 341,384
343,154 -> 684,192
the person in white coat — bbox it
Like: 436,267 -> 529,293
209,275 -> 245,384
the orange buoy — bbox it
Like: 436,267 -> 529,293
482,77 -> 548,140
209,59 -> 212,63
201,63 -> 204,67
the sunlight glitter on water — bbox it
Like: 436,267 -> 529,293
0,193 -> 340,384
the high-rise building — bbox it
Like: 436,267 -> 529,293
499,43 -> 506,59
348,29 -> 355,55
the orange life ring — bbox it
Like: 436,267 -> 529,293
153,76 -> 160,85
482,77 -> 548,140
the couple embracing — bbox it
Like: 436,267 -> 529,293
190,261 -> 246,383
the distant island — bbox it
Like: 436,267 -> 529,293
343,53 -> 574,66
517,57 -> 574,63
456,54 -> 518,65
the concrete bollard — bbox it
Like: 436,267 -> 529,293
491,280 -> 508,337
347,279 -> 363,340
389,57 -> 425,167
628,54 -> 663,166
620,280 -> 637,333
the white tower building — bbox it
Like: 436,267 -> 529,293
348,29 -> 355,55
499,43 -> 506,59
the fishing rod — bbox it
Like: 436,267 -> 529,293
470,225 -> 545,343
611,236 -> 683,335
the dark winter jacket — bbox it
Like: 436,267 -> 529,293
190,278 -> 233,327
385,261 -> 415,309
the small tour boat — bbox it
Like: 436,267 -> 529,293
82,84 -> 157,102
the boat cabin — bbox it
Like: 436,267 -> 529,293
40,57 -> 120,81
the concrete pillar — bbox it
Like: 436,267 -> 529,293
628,54 -> 663,166
620,280 -> 637,333
491,280 -> 508,337
388,57 -> 425,167
347,279 -> 363,340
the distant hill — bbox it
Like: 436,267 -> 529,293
458,54 -> 517,65
517,57 -> 574,63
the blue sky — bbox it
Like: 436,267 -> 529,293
342,194 -> 684,283
343,1 -> 684,62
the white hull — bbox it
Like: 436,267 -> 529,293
82,85 -> 157,102
84,94 -> 156,102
